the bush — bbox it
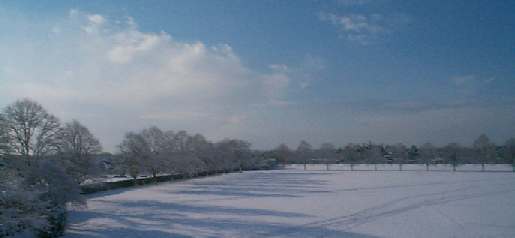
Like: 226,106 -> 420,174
37,205 -> 66,238
1,158 -> 82,237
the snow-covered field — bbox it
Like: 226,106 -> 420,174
65,167 -> 515,238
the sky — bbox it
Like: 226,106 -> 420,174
0,0 -> 514,152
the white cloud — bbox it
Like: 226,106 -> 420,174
269,64 -> 289,72
79,12 -> 107,34
450,75 -> 476,86
0,10 -> 292,151
87,14 -> 105,25
337,0 -> 373,6
320,12 -> 388,44
107,32 -> 163,64
261,73 -> 290,98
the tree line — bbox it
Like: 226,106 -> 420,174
0,98 -> 266,237
269,137 -> 515,166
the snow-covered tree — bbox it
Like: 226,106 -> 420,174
186,134 -> 215,171
318,142 -> 337,162
140,126 -> 168,178
118,132 -> 150,179
391,143 -> 408,163
0,165 -> 49,237
364,144 -> 384,164
1,158 -> 82,237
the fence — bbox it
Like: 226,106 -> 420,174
285,163 -> 515,172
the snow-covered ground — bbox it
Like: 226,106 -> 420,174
65,167 -> 515,238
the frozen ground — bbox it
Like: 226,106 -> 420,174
65,166 -> 515,238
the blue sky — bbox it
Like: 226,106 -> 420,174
1,0 -> 514,151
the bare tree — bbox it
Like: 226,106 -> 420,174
473,134 -> 496,171
341,144 -> 361,168
505,138 -> 515,172
319,142 -> 337,162
297,140 -> 313,165
59,120 -> 102,183
60,120 -> 102,157
443,143 -> 461,171
364,144 -> 383,170
419,143 -> 436,171
0,113 -> 12,157
274,143 -> 291,165
3,99 -> 61,163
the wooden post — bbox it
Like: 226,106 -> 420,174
451,152 -> 457,172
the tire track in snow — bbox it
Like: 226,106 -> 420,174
263,184 -> 515,237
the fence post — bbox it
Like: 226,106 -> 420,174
399,163 -> 403,171
481,163 -> 485,172
326,163 -> 330,171
426,163 -> 429,171
304,162 -> 307,171
374,164 -> 377,171
350,163 -> 354,171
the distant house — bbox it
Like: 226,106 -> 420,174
431,157 -> 445,164
383,152 -> 393,163
94,153 -> 115,171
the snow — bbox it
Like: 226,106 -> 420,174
65,166 -> 515,238
81,174 -> 174,185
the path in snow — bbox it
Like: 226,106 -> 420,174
65,168 -> 515,238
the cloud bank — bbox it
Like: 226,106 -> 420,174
0,10 -> 292,151
0,8 -> 513,151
